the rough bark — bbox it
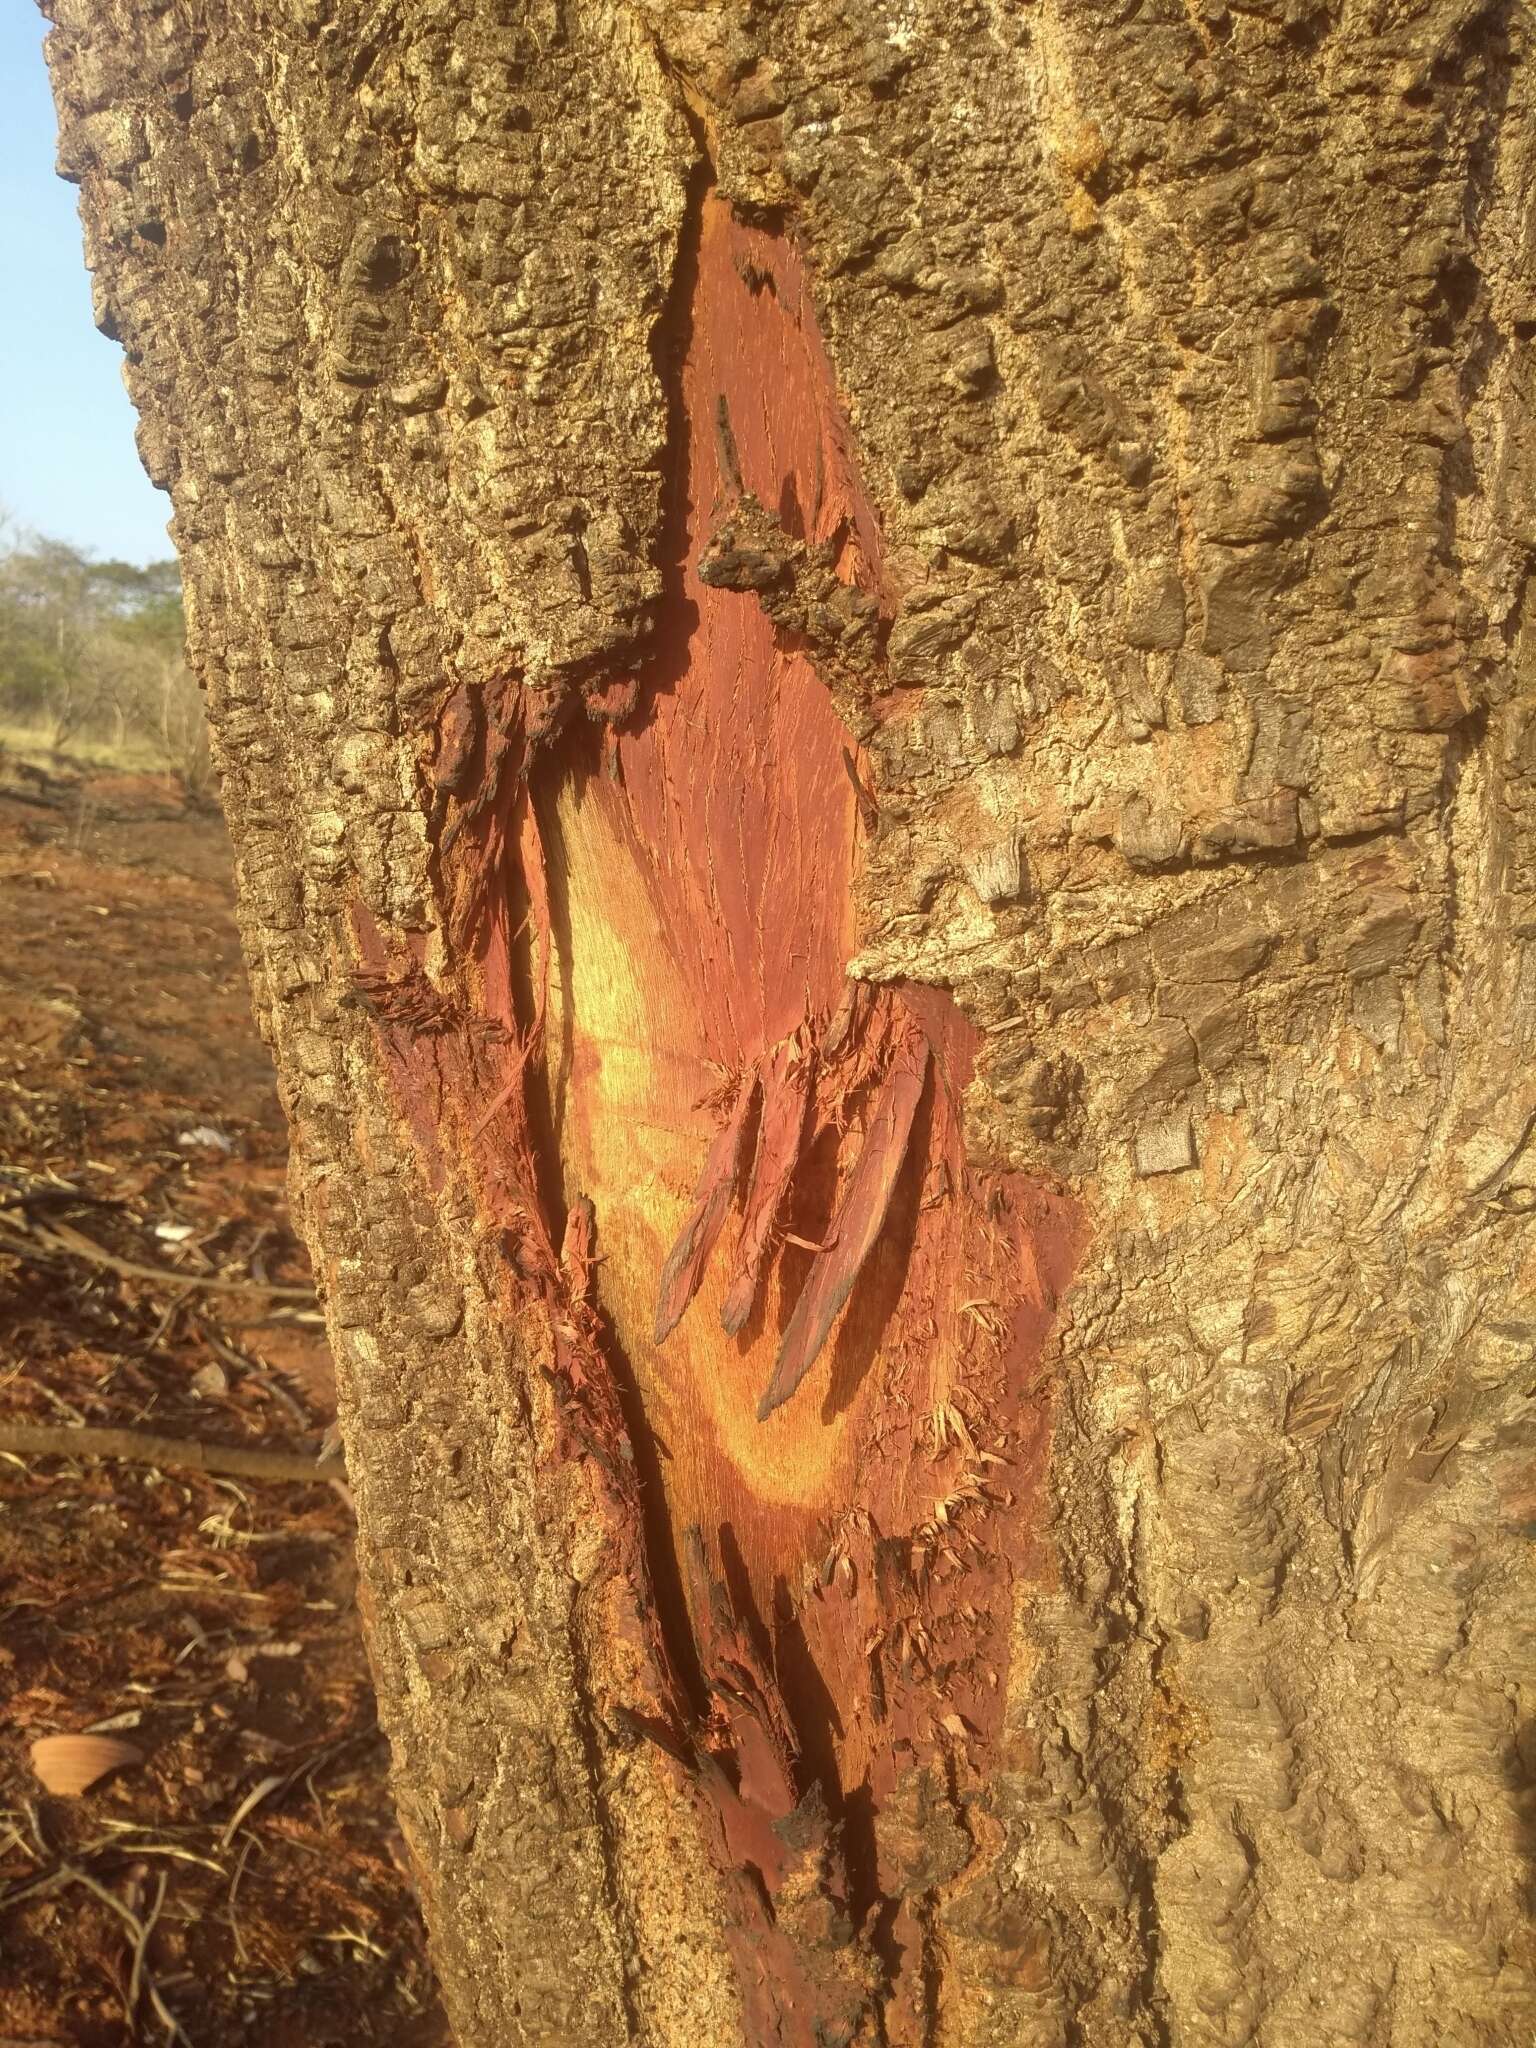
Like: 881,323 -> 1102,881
45,1 -> 1536,2043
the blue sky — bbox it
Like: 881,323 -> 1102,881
1,8 -> 173,566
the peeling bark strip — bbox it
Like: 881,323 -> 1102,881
758,1033 -> 930,1422
51,0 -> 1536,2042
720,1028 -> 814,1338
654,1070 -> 757,1346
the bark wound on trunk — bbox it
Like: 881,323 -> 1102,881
358,190 -> 1078,2032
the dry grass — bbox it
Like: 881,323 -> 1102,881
0,717 -> 168,776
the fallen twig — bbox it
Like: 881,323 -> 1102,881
194,1320 -> 313,1429
0,1420 -> 342,1486
0,1216 -> 315,1301
218,1724 -> 380,1854
12,1863 -> 191,2045
127,1867 -> 169,2018
218,1773 -> 287,1852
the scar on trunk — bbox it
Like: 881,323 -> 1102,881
755,1033 -> 929,1422
355,190 -> 1081,2027
530,192 -> 1080,1792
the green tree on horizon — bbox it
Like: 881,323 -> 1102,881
0,518 -> 206,785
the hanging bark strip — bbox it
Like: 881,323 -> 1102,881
757,1031 -> 930,1421
720,1029 -> 815,1337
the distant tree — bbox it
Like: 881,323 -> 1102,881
0,530 -> 206,786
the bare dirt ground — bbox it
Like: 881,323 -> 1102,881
0,746 -> 447,2046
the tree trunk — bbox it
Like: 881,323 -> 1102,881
47,1 -> 1536,2041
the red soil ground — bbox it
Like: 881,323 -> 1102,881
0,747 -> 447,2047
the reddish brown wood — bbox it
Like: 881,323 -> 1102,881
528,190 -> 1080,1813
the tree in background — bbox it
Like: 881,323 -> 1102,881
41,2 -> 1536,2044
0,526 -> 208,787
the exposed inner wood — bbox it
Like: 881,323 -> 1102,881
531,196 -> 1079,1813
348,197 -> 1081,2028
